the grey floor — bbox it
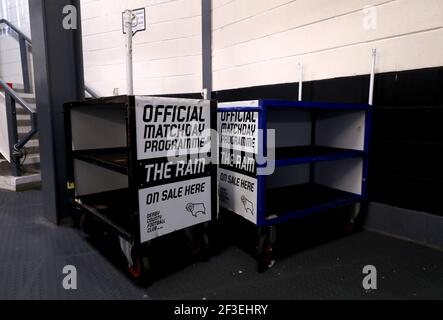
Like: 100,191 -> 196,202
0,188 -> 442,300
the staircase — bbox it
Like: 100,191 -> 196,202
0,19 -> 97,192
0,86 -> 41,191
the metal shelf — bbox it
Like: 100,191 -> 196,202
273,146 -> 364,167
262,99 -> 371,110
264,183 -> 362,226
77,188 -> 133,240
73,148 -> 129,175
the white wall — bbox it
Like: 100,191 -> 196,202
0,0 -> 30,85
81,0 -> 203,96
1,0 -> 443,95
212,0 -> 443,91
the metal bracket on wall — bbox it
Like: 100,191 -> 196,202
298,63 -> 304,102
369,49 -> 377,106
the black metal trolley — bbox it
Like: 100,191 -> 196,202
64,95 -> 217,283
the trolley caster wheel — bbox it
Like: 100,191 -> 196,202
185,224 -> 210,262
79,213 -> 95,235
342,202 -> 366,234
199,230 -> 210,262
257,227 -> 276,273
128,254 -> 152,286
343,220 -> 357,233
257,244 -> 275,273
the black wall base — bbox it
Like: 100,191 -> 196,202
365,202 -> 443,250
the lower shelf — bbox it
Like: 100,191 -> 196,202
265,184 -> 362,225
77,189 -> 134,239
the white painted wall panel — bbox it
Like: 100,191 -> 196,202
214,28 -> 443,91
213,0 -> 443,91
0,0 -> 30,85
81,0 -> 202,96
1,0 -> 442,95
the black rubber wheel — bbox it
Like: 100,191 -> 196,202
342,202 -> 367,234
79,213 -> 95,235
185,224 -> 211,262
257,228 -> 275,273
128,253 -> 152,286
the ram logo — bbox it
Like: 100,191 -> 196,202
241,195 -> 254,216
186,203 -> 206,218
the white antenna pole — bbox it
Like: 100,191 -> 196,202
124,9 -> 134,95
298,63 -> 303,101
369,49 -> 377,106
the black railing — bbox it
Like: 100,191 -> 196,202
85,85 -> 98,99
0,19 -> 98,177
0,79 -> 38,176
0,19 -> 32,94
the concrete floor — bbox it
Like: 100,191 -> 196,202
0,188 -> 442,300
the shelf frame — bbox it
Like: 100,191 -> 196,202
219,99 -> 372,228
72,147 -> 129,175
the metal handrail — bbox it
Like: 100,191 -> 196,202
1,19 -> 98,98
0,19 -> 32,45
0,79 -> 38,176
0,19 -> 97,176
85,85 -> 98,99
0,80 -> 35,114
0,19 -> 32,93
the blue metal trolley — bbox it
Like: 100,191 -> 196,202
218,99 -> 372,271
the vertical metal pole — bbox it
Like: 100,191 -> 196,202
202,0 -> 212,100
29,0 -> 85,224
5,94 -> 21,176
19,36 -> 31,93
369,49 -> 377,106
124,9 -> 134,95
298,63 -> 304,101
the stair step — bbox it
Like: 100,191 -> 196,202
0,155 -> 39,167
17,114 -> 31,121
17,93 -> 36,100
0,174 -> 41,191
25,139 -> 39,148
16,104 -> 36,115
22,153 -> 40,165
0,172 -> 41,191
24,146 -> 40,155
19,132 -> 38,140
18,126 -> 32,134
17,119 -> 31,127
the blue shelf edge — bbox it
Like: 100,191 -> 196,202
272,149 -> 365,167
261,99 -> 370,111
217,100 -> 370,111
218,106 -> 262,112
260,195 -> 364,227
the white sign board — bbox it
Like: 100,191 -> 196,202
218,108 -> 259,225
135,97 -> 213,243
135,97 -> 211,160
138,177 -> 211,243
219,169 -> 257,224
122,8 -> 146,35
